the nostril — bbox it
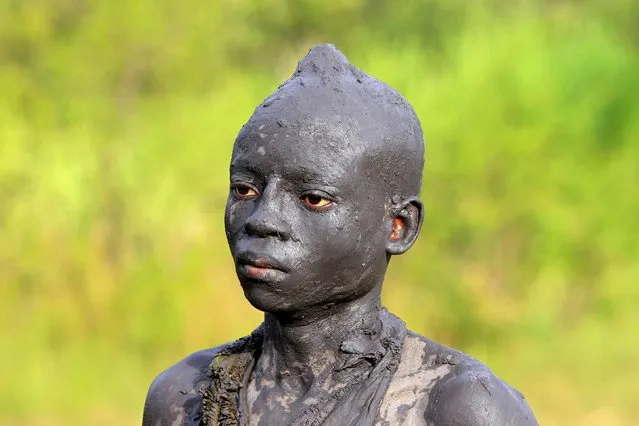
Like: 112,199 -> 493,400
245,219 -> 267,237
245,218 -> 292,241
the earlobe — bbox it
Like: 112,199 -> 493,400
386,196 -> 424,255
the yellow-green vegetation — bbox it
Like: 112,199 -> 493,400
1,1 -> 638,425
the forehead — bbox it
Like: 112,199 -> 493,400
231,117 -> 369,184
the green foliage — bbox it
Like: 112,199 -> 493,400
1,1 -> 638,424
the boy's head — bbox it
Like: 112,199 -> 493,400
224,44 -> 425,315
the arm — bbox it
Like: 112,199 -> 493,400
142,349 -> 217,426
430,370 -> 538,426
142,373 -> 176,426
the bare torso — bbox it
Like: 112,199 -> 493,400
142,330 -> 537,425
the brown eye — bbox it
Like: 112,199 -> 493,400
234,185 -> 257,198
301,194 -> 332,209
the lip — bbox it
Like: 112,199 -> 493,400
236,252 -> 288,271
235,251 -> 289,281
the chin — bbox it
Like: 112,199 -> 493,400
241,282 -> 294,313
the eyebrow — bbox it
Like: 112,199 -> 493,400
282,164 -> 340,187
230,152 -> 349,189
229,163 -> 263,177
231,163 -> 342,192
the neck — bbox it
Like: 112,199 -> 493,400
259,285 -> 383,383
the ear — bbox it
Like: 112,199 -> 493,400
386,196 -> 424,255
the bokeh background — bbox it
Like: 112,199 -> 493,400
1,0 -> 638,425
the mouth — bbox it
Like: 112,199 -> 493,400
236,252 -> 288,280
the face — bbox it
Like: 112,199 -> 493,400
224,118 -> 392,315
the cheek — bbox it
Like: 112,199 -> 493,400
224,199 -> 250,238
314,210 -> 385,262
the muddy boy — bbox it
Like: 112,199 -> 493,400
142,44 -> 537,426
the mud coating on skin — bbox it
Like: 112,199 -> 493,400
142,44 -> 538,426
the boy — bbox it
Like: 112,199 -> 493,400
143,44 -> 537,426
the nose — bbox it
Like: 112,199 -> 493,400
244,181 -> 292,241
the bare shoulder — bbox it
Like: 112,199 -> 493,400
380,331 -> 536,425
428,364 -> 537,425
142,346 -> 222,426
408,333 -> 538,426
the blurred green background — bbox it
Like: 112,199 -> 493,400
1,0 -> 638,424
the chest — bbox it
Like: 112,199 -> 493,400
375,362 -> 451,425
245,371 -> 346,426
242,364 -> 451,426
